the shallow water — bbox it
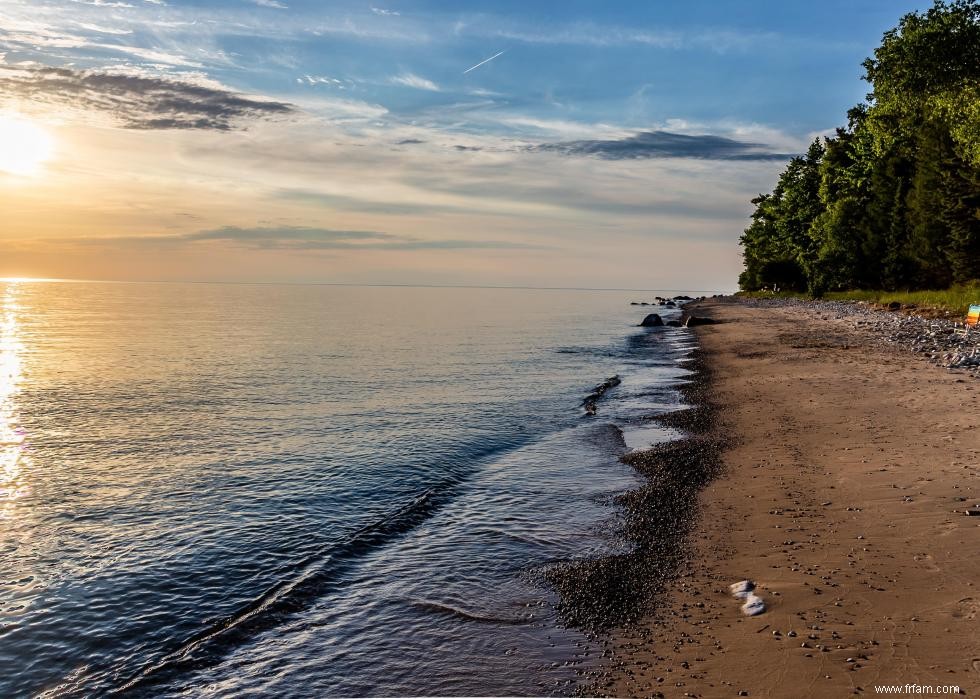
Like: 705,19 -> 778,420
0,282 -> 701,697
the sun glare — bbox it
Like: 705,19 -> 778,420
0,113 -> 54,177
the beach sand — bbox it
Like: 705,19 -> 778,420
604,297 -> 980,698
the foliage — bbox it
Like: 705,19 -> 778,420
739,0 -> 980,293
738,282 -> 980,315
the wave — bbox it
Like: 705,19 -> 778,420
407,599 -> 530,626
95,490 -> 443,696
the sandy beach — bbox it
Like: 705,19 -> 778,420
603,297 -> 980,698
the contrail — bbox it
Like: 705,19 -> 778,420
463,50 -> 506,74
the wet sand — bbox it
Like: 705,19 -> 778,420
604,297 -> 980,698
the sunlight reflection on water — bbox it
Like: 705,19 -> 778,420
0,282 -> 29,512
0,281 -> 705,697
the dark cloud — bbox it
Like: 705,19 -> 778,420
0,65 -> 294,130
530,130 -> 795,161
396,138 -> 425,145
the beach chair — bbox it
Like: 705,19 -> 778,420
957,304 -> 980,336
968,305 -> 980,329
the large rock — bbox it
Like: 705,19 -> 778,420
684,315 -> 718,327
640,313 -> 664,327
665,320 -> 683,327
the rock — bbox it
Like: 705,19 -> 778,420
663,301 -> 677,307
729,580 -> 755,598
583,375 -> 622,415
666,320 -> 683,327
741,594 -> 766,616
684,316 -> 718,327
640,313 -> 664,327
673,295 -> 694,301
887,301 -> 902,310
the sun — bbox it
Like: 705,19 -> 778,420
0,113 -> 54,177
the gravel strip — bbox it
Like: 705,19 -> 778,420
740,296 -> 980,374
544,348 -> 721,634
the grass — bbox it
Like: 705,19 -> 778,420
737,283 -> 980,315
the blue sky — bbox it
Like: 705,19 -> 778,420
0,0 -> 929,288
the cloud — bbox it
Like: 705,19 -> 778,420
299,74 -> 350,87
65,225 -> 543,251
291,93 -> 387,122
371,7 -> 400,16
188,226 -> 537,250
186,226 -> 398,245
0,64 -> 294,130
390,72 -> 440,92
75,22 -> 134,36
250,0 -> 287,8
71,0 -> 135,7
461,21 -> 839,54
530,130 -> 795,161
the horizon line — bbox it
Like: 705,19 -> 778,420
0,276 -> 727,294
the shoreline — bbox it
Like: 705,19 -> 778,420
595,296 -> 980,698
541,317 -> 722,692
547,346 -> 720,634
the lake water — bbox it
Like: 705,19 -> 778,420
0,281 -> 700,697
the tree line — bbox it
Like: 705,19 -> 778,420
739,0 -> 980,295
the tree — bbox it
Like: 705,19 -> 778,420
739,0 -> 980,293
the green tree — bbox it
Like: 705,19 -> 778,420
739,0 -> 980,293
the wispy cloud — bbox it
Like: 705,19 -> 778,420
187,226 -> 395,247
0,64 -> 294,129
530,130 -> 795,161
390,72 -> 440,92
460,21 -> 812,54
56,225 -> 542,251
75,22 -> 134,36
71,0 -> 135,7
250,0 -> 288,8
370,7 -> 400,16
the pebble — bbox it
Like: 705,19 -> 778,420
743,297 -> 980,373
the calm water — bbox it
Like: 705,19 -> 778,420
0,282 -> 700,698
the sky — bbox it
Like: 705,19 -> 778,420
0,0 -> 928,290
